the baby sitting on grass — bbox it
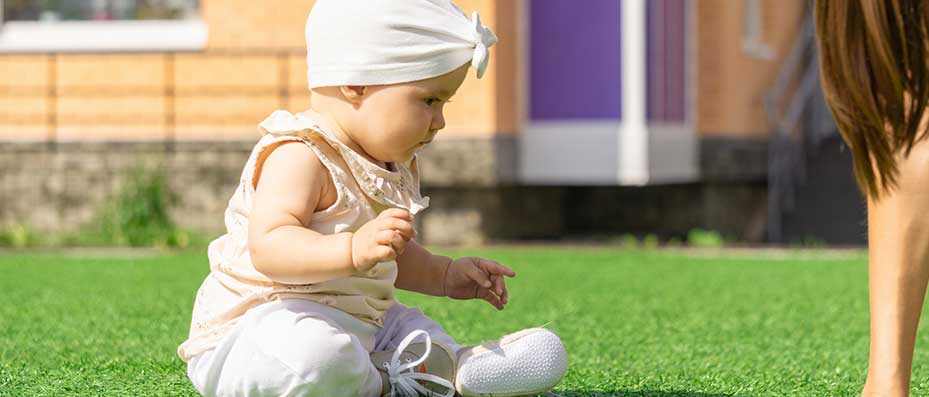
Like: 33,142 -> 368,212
177,1 -> 567,396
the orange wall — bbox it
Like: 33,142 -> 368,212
696,0 -> 805,137
0,0 -> 805,142
203,0 -> 310,51
0,54 -> 50,140
0,0 -> 514,141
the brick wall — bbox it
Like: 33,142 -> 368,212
696,0 -> 806,137
0,0 -> 515,142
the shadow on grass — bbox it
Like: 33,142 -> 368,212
549,392 -> 748,397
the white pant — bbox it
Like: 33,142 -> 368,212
187,299 -> 461,397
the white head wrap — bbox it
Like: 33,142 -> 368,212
305,0 -> 498,89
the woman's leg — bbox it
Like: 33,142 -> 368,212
863,140 -> 929,397
189,300 -> 384,397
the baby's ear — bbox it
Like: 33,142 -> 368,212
340,86 -> 367,104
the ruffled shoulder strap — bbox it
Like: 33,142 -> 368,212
245,111 -> 340,193
258,109 -> 320,139
256,110 -> 430,214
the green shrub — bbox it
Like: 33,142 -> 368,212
619,234 -> 639,249
687,228 -> 724,248
69,162 -> 188,248
800,236 -> 828,248
642,233 -> 660,249
0,223 -> 43,247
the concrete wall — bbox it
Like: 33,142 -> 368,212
0,138 -> 525,245
0,135 -> 781,245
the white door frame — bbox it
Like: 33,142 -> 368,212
517,0 -> 698,186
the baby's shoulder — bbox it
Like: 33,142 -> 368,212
253,139 -> 338,212
262,140 -> 322,169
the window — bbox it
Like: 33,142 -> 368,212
2,0 -> 199,22
0,0 -> 207,52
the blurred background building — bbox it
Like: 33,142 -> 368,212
0,0 -> 866,246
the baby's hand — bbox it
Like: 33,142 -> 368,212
351,209 -> 416,272
444,257 -> 516,310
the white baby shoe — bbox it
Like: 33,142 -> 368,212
371,330 -> 458,397
455,328 -> 568,397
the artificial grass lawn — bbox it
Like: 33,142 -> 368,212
2,246 -> 926,396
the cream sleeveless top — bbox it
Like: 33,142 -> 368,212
177,110 -> 430,362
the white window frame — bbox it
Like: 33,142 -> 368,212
0,0 -> 207,53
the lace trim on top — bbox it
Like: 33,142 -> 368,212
257,110 -> 430,214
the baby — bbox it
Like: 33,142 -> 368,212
178,1 -> 567,396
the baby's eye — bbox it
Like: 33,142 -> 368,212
425,97 -> 452,106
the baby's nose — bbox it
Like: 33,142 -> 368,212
431,113 -> 446,131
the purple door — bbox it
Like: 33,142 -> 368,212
646,0 -> 687,122
529,0 -> 622,121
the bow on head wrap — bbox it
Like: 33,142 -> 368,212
305,0 -> 498,88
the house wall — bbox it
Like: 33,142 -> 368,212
0,0 -> 828,245
0,0 -> 515,141
696,0 -> 806,137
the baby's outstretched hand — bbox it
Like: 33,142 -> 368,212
351,209 -> 416,272
444,257 -> 516,310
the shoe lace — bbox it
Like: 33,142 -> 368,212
384,330 -> 455,397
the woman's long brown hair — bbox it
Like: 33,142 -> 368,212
814,0 -> 929,198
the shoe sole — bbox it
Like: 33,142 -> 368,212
455,328 -> 568,397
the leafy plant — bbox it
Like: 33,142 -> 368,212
70,162 -> 188,248
618,234 -> 639,249
642,233 -> 660,249
687,228 -> 725,248
0,223 -> 43,247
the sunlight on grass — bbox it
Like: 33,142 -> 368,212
1,247 -> 920,396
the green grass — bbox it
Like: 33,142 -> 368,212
2,246 -> 928,396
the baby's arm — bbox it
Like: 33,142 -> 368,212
396,240 -> 516,310
248,142 -> 415,284
394,240 -> 453,296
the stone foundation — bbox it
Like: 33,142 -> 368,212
0,136 -> 818,245
0,141 -> 250,235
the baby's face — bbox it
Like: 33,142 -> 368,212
349,64 -> 469,164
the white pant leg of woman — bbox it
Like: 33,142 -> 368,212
373,301 -> 462,353
187,299 -> 384,397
